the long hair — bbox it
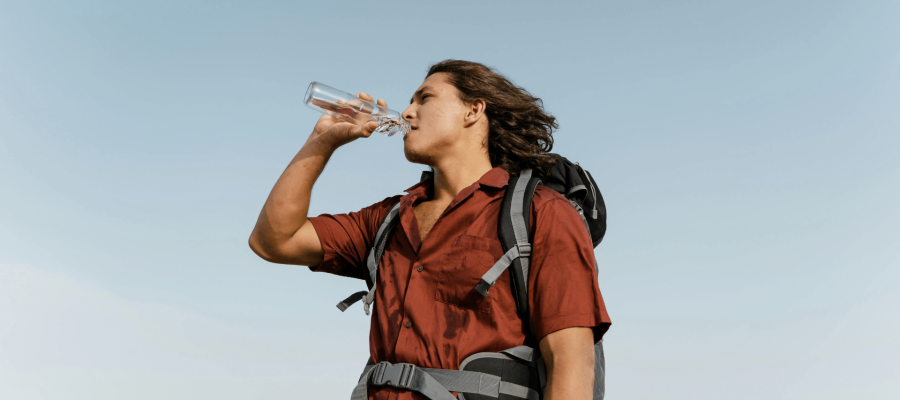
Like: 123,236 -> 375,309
426,60 -> 557,176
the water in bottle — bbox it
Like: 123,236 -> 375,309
304,82 -> 411,137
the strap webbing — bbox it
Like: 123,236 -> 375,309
351,363 -> 374,400
424,368 -> 499,396
505,170 -> 548,390
510,170 -> 532,248
498,345 -> 535,363
352,360 -> 539,400
476,170 -> 538,301
337,291 -> 367,312
336,201 -> 401,314
368,202 -> 402,283
500,381 -> 540,400
508,169 -> 533,296
475,245 -> 520,296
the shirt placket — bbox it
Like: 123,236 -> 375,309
390,184 -> 482,366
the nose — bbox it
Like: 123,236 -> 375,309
402,103 -> 416,123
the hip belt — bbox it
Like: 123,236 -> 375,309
351,346 -> 543,400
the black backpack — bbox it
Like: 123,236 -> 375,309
338,154 -> 607,400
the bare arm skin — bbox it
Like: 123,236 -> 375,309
248,94 -> 387,266
539,327 -> 596,400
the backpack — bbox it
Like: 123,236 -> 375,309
337,154 -> 607,400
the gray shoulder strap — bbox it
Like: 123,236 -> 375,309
475,169 -> 534,296
510,169 -> 533,246
336,201 -> 401,314
367,201 -> 401,283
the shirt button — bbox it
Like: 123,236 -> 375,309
405,321 -> 412,328
416,265 -> 424,272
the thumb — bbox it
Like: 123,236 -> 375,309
364,121 -> 377,135
347,121 -> 376,139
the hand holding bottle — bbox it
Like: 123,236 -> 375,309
304,82 -> 411,147
308,91 -> 388,150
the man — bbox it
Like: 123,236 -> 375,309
249,60 -> 611,399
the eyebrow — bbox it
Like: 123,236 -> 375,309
410,86 -> 433,104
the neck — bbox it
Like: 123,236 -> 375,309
429,156 -> 493,203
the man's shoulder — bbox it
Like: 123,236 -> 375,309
376,194 -> 405,207
530,185 -> 571,210
528,185 -> 586,228
360,194 -> 404,217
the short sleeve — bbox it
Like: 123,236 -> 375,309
306,195 -> 401,281
528,192 -> 611,343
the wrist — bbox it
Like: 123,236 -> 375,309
303,131 -> 341,156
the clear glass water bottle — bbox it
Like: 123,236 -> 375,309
304,81 -> 411,137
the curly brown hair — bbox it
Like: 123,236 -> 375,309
426,60 -> 558,177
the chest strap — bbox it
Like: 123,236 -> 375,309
351,360 -> 539,400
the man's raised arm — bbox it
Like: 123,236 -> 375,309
248,93 -> 386,266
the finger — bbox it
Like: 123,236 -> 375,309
349,121 -> 376,139
376,98 -> 387,107
357,92 -> 373,102
364,121 -> 377,136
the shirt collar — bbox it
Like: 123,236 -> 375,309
404,167 -> 510,194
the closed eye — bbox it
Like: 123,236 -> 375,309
410,85 -> 434,104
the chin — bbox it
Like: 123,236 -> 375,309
403,142 -> 436,166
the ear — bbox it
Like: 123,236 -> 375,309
463,98 -> 486,127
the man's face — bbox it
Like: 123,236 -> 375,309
401,73 -> 471,166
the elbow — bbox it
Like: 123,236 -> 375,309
248,232 -> 300,265
248,232 -> 278,263
248,227 -> 322,266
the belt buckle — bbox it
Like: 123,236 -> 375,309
372,362 -> 415,389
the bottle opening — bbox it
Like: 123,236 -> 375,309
303,82 -> 316,105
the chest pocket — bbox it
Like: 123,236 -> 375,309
435,234 -> 505,313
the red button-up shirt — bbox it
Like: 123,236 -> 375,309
308,167 -> 611,400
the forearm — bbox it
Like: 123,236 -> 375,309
249,92 -> 381,263
540,327 -> 595,400
249,134 -> 335,260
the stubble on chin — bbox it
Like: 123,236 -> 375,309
403,142 -> 437,166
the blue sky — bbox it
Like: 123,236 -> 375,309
1,1 -> 898,399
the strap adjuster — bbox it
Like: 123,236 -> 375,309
372,362 -> 416,389
516,243 -> 532,257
